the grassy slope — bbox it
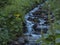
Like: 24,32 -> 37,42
48,0 -> 60,44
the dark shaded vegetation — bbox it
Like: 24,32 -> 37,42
0,0 -> 60,45
0,0 -> 42,45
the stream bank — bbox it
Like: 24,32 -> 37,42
7,0 -> 55,45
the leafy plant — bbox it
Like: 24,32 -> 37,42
0,0 -> 42,45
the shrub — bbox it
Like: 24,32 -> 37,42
0,0 -> 42,45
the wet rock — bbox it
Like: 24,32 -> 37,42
44,17 -> 48,21
50,19 -> 54,23
32,24 -> 37,31
27,17 -> 33,21
7,40 -> 20,45
18,37 -> 25,43
32,8 -> 42,17
18,36 -> 29,45
44,21 -> 50,25
33,18 -> 40,23
50,13 -> 55,23
42,28 -> 48,33
32,24 -> 41,32
33,31 -> 41,35
40,11 -> 47,18
27,43 -> 40,45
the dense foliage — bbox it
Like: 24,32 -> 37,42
0,0 -> 60,45
0,0 -> 42,45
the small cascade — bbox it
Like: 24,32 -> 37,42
21,1 -> 54,45
25,7 -> 49,34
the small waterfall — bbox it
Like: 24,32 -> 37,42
24,7 -> 50,35
24,0 -> 54,45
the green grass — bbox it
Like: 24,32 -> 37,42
56,34 -> 60,38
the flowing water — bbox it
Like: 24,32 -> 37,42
23,0 -> 54,45
24,5 -> 47,45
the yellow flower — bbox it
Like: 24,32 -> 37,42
14,13 -> 20,18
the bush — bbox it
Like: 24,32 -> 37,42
0,0 -> 42,45
0,12 -> 23,45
